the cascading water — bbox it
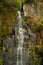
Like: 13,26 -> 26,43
3,10 -> 37,65
17,11 -> 25,65
3,10 -> 29,65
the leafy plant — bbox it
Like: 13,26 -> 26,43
27,43 -> 40,65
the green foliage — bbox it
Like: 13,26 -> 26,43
0,56 -> 2,65
35,16 -> 43,31
0,25 -> 8,38
27,43 -> 40,65
14,0 -> 25,10
0,0 -> 25,10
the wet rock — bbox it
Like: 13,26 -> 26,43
3,46 -> 17,65
3,35 -> 15,48
3,35 -> 17,65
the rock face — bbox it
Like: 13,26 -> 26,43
23,3 -> 41,21
3,35 -> 17,65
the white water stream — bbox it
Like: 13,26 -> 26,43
17,11 -> 25,65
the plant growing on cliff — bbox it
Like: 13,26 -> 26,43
27,43 -> 40,65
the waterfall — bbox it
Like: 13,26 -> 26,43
3,10 -> 28,65
3,10 -> 37,65
17,11 -> 25,65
